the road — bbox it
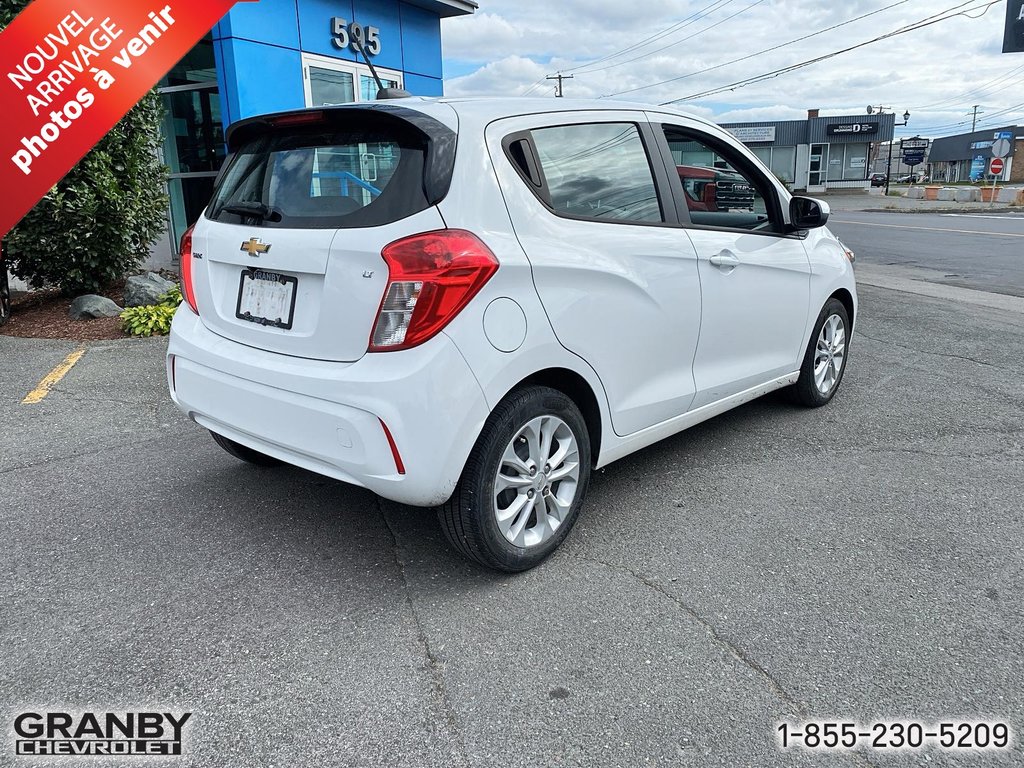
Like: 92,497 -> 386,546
2,256 -> 1023,766
829,210 -> 1024,297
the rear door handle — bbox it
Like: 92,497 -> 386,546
709,252 -> 740,269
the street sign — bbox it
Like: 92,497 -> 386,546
903,152 -> 926,167
990,157 -> 1005,176
992,139 -> 1012,158
901,138 -> 929,150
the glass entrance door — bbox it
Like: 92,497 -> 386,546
809,143 -> 827,186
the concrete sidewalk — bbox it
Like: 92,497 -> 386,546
818,187 -> 1023,213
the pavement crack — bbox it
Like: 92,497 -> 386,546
573,554 -> 883,768
378,499 -> 471,768
576,553 -> 806,714
856,332 -> 1018,373
0,434 -> 170,476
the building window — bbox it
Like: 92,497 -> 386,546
302,53 -> 402,107
827,143 -> 870,182
746,145 -> 796,184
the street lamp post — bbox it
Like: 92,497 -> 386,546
883,110 -> 911,196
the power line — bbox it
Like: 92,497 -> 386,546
903,102 -> 1024,134
658,0 -> 1000,105
912,63 -> 1024,110
573,0 -> 769,77
603,0 -> 911,98
564,0 -> 737,75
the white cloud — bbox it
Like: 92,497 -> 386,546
440,0 -> 1023,137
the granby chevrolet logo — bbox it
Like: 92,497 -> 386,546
240,237 -> 271,256
13,711 -> 192,756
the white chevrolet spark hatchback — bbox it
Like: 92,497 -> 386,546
168,98 -> 856,572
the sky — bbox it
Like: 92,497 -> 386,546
439,0 -> 1023,139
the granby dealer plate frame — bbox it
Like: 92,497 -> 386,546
235,268 -> 298,330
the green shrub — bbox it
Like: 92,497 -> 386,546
121,305 -> 177,337
159,285 -> 183,308
121,287 -> 182,337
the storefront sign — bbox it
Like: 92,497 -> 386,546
0,0 -> 256,239
727,126 -> 776,143
970,155 -> 988,181
331,18 -> 381,55
827,123 -> 879,136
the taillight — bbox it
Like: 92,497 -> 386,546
179,224 -> 199,315
369,230 -> 498,352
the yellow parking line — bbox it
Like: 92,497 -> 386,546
22,347 -> 87,404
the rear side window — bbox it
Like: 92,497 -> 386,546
530,123 -> 664,224
208,125 -> 430,229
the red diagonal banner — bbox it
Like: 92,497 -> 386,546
0,0 -> 257,239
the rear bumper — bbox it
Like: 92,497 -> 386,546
167,307 -> 490,506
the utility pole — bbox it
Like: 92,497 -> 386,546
884,110 -> 911,197
546,73 -> 574,98
971,105 -> 982,132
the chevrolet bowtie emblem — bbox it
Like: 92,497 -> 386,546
240,238 -> 271,257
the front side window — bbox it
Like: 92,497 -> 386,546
663,127 -> 780,232
530,123 -> 663,224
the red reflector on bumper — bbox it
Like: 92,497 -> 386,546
379,418 -> 406,475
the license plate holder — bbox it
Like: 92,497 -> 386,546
236,269 -> 298,330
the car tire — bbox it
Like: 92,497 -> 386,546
791,298 -> 850,408
210,430 -> 282,467
438,386 -> 591,572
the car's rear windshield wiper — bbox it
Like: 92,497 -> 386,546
222,201 -> 280,222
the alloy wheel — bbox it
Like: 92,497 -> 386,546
493,415 -> 581,548
814,314 -> 846,395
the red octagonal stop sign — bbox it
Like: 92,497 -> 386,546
990,157 -> 1005,176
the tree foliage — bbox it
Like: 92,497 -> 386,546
1,1 -> 169,295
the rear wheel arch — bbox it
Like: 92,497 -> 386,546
501,368 -> 604,467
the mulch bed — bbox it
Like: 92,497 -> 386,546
0,287 -> 128,341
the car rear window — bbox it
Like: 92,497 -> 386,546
207,122 -> 433,229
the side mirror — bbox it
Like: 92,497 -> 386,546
789,196 -> 830,230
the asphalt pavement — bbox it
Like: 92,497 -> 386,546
829,210 -> 1024,297
2,257 -> 1023,766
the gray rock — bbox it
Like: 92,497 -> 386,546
69,295 -> 123,320
124,272 -> 176,307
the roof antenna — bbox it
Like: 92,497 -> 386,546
353,31 -> 411,100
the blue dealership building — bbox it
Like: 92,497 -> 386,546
152,0 -> 475,264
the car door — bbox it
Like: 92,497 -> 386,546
651,118 -> 811,409
486,112 -> 703,437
